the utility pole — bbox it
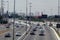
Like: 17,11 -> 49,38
29,2 -> 32,24
37,12 -> 40,22
26,0 -> 28,16
1,0 -> 4,16
13,0 -> 15,40
7,1 -> 9,12
50,9 -> 53,25
58,0 -> 60,16
57,0 -> 59,24
26,0 -> 28,31
57,0 -> 60,34
6,0 -> 9,21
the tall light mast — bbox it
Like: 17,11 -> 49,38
1,0 -> 4,16
13,0 -> 16,40
57,0 -> 60,33
26,0 -> 28,16
29,2 -> 32,24
26,0 -> 28,31
58,0 -> 60,15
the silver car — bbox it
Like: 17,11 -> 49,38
39,29 -> 45,36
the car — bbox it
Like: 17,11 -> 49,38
39,27 -> 43,29
15,24 -> 20,28
39,29 -> 45,36
37,24 -> 40,26
24,21 -> 27,23
30,31 -> 35,35
33,27 -> 37,31
30,32 -> 35,35
28,22 -> 31,24
49,23 -> 53,26
5,33 -> 11,38
34,26 -> 38,29
15,32 -> 21,36
16,25 -> 19,28
33,29 -> 36,31
6,26 -> 10,28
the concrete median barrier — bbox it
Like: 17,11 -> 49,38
17,24 -> 31,40
50,27 -> 60,40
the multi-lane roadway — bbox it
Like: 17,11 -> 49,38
0,19 -> 59,40
0,21 -> 28,40
23,24 -> 58,40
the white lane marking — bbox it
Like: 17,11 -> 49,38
17,31 -> 26,40
17,27 -> 29,40
17,24 -> 30,40
23,26 -> 32,40
23,32 -> 30,40
50,27 -> 60,40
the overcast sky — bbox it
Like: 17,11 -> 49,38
0,0 -> 58,15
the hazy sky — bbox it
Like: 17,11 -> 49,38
0,0 -> 58,15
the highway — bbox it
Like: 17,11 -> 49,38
0,20 -> 28,40
23,24 -> 58,40
0,19 -> 59,40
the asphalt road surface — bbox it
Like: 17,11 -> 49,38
23,24 -> 58,40
0,22 -> 27,40
0,19 -> 58,40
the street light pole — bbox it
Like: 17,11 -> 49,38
57,0 -> 60,34
58,0 -> 59,16
6,1 -> 9,21
26,0 -> 28,16
26,0 -> 28,31
57,0 -> 59,24
1,0 -> 4,16
7,1 -> 9,12
50,9 -> 52,25
29,2 -> 32,24
13,0 -> 15,40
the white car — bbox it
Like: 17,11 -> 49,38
5,33 -> 11,38
39,28 -> 45,36
15,32 -> 21,36
39,29 -> 45,36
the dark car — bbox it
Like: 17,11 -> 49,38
37,24 -> 40,26
30,31 -> 35,35
33,29 -> 36,31
5,33 -> 11,38
39,27 -> 43,29
16,25 -> 19,28
49,23 -> 53,26
30,32 -> 35,35
6,26 -> 10,28
33,28 -> 37,31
